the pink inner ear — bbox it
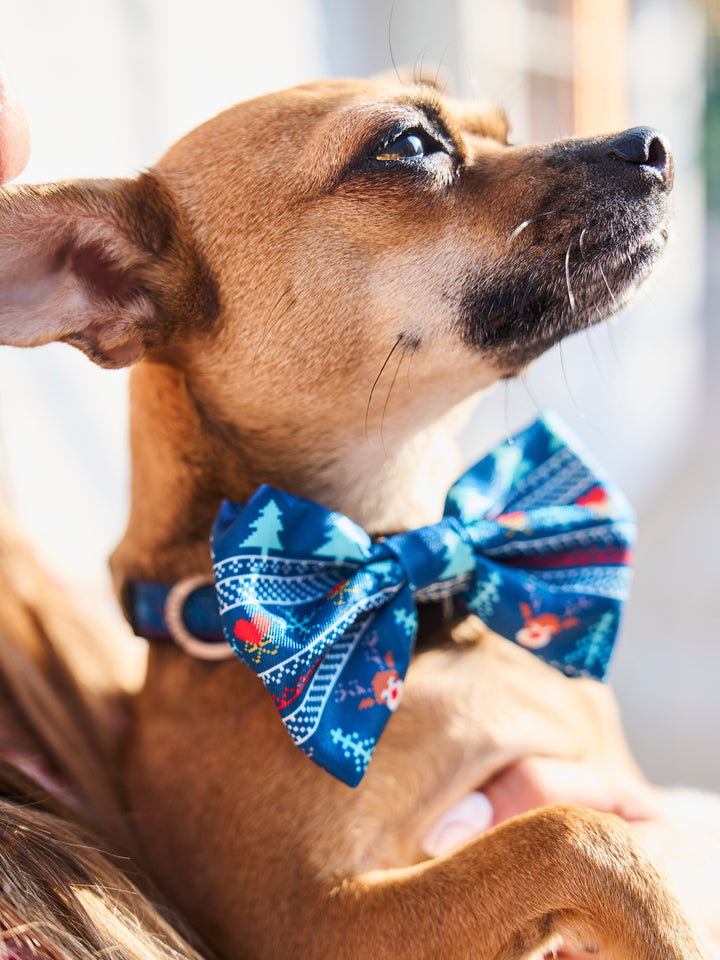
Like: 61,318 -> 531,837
71,242 -> 141,304
0,199 -> 156,367
0,176 -> 214,367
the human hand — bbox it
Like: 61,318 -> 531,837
423,755 -> 662,860
0,56 -> 30,183
482,755 -> 661,828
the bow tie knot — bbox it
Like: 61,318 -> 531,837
382,519 -> 475,597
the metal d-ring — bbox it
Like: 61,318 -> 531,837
164,574 -> 235,661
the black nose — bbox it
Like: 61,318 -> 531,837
606,127 -> 674,189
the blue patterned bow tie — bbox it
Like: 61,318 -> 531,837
201,412 -> 635,786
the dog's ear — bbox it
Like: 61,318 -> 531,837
0,174 -> 217,367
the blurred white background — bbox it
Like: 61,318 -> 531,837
0,0 -> 717,788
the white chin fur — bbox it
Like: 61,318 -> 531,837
421,791 -> 494,858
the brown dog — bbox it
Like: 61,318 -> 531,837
0,77 -> 703,958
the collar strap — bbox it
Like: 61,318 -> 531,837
128,577 -> 461,660
128,577 -> 231,659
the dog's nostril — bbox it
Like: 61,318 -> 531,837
646,135 -> 667,173
606,126 -> 674,189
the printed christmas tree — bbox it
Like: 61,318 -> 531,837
313,516 -> 368,563
240,498 -> 285,557
447,482 -> 493,523
439,527 -> 475,581
468,570 -> 503,621
566,610 -> 616,676
487,442 -> 530,501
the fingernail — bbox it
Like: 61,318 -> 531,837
422,791 -> 494,857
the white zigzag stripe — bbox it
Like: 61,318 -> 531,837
283,620 -> 370,746
215,553 -> 349,572
216,573 -> 339,610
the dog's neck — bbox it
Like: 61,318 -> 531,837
110,358 -> 480,593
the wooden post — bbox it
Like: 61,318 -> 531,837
572,0 -> 629,135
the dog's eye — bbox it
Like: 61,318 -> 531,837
376,131 -> 436,162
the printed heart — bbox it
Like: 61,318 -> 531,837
576,485 -> 609,508
234,614 -> 271,647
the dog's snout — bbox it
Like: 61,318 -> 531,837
606,127 -> 674,190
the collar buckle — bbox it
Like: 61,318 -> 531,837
164,575 -> 234,661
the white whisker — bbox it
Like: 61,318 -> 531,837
511,220 -> 532,240
559,341 -> 585,419
565,233 -> 578,314
520,372 -> 542,416
598,262 -> 617,305
495,209 -> 561,245
578,226 -> 589,261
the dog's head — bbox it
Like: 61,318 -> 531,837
152,75 -> 672,367
0,77 -> 671,472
